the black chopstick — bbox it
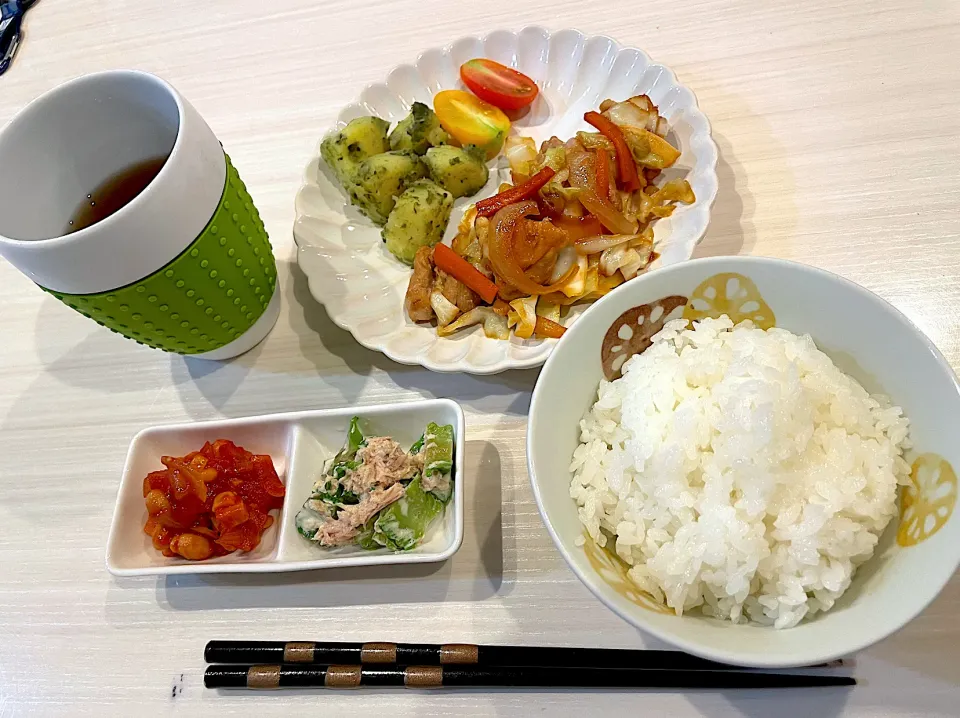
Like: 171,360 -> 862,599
204,640 -> 839,670
204,664 -> 855,690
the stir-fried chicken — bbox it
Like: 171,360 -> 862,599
514,219 -> 568,269
405,246 -> 435,322
438,270 -> 480,313
404,244 -> 479,324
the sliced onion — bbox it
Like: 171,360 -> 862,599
535,298 -> 561,323
507,297 -> 538,339
438,307 -> 510,340
602,101 -> 654,132
570,148 -> 635,230
482,310 -> 510,339
560,255 -> 589,297
561,199 -> 584,218
576,131 -> 615,153
593,272 -> 626,297
535,145 -> 567,174
579,189 -> 638,235
504,136 -> 538,182
550,245 -> 578,283
599,245 -> 631,276
575,233 -> 637,255
654,115 -> 669,138
620,249 -> 649,280
602,95 -> 663,135
628,95 -> 655,112
566,148 -> 594,189
539,172 -> 577,215
430,290 -> 461,327
584,256 -> 600,295
452,205 -> 480,259
554,215 -> 605,241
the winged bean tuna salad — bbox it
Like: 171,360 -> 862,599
296,417 -> 454,551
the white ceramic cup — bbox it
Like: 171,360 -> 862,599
0,70 -> 280,359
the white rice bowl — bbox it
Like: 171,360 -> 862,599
570,315 -> 911,629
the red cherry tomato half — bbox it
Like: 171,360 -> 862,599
460,58 -> 539,111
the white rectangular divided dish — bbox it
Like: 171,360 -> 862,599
106,399 -> 465,576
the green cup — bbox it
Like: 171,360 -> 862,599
0,71 -> 279,359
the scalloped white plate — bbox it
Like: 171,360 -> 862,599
294,27 -> 718,374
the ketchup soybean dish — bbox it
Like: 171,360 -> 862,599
141,440 -> 285,561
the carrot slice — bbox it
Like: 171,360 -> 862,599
433,242 -> 499,304
584,111 -> 640,192
534,316 -> 566,339
492,298 -> 511,316
475,167 -> 556,217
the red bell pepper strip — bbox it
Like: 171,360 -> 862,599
433,242 -> 499,304
584,111 -> 640,192
475,167 -> 556,217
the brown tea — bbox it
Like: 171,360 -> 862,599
67,156 -> 167,233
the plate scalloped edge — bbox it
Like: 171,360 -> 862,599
294,26 -> 719,374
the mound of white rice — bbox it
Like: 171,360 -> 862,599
571,315 -> 910,629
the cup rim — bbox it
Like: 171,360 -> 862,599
0,69 -> 183,247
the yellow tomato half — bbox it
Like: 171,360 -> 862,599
434,90 -> 511,159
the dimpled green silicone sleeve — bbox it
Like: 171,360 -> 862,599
47,153 -> 277,354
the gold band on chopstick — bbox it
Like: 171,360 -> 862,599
246,665 -> 281,689
404,665 -> 443,688
283,642 -> 316,663
324,665 -> 362,688
439,643 -> 479,664
360,642 -> 397,663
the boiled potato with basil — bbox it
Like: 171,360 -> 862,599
389,102 -> 451,155
349,150 -> 427,225
320,116 -> 390,186
382,179 -> 453,265
423,144 -> 489,199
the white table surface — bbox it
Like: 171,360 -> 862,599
1,1 -> 959,716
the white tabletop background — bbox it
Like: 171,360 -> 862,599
1,1 -> 959,716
